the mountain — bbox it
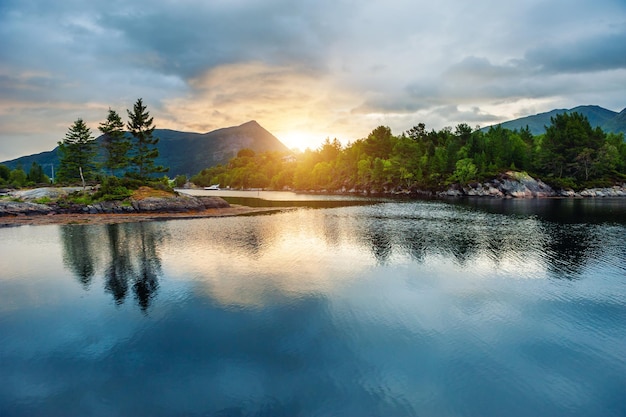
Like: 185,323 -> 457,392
603,107 -> 626,134
483,105 -> 626,136
1,120 -> 289,177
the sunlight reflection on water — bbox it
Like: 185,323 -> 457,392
1,199 -> 625,416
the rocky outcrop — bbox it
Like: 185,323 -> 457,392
9,187 -> 87,201
0,200 -> 54,216
575,186 -> 626,197
130,196 -> 229,212
440,172 -> 626,198
440,171 -> 556,198
0,194 -> 230,217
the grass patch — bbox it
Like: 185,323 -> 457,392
33,196 -> 52,204
66,192 -> 94,205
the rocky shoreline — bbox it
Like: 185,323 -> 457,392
0,188 -> 295,227
438,171 -> 626,199
2,173 -> 625,223
0,187 -> 243,223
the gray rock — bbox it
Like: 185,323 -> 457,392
0,200 -> 54,216
443,171 -> 557,198
10,187 -> 86,201
131,196 -> 229,212
197,196 -> 231,209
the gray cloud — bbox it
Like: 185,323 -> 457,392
0,0 -> 625,160
524,29 -> 626,74
95,0 -> 349,78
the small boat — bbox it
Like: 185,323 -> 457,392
204,184 -> 220,190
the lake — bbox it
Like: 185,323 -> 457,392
1,195 -> 625,417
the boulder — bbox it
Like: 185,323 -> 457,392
442,171 -> 557,198
196,196 -> 231,209
0,200 -> 54,216
131,196 -> 230,212
9,187 -> 86,201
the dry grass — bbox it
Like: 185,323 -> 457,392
131,186 -> 176,200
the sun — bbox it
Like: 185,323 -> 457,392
275,130 -> 325,152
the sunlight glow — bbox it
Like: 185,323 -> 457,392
275,130 -> 329,152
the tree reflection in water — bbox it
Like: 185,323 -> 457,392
61,225 -> 98,289
133,223 -> 162,311
61,222 -> 164,311
349,201 -> 607,278
58,200 -> 623,312
104,223 -> 132,304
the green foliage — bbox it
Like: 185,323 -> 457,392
127,98 -> 168,179
9,168 -> 28,188
537,112 -> 606,180
174,174 -> 188,188
0,164 -> 12,184
27,162 -> 48,184
452,158 -> 478,185
153,176 -> 174,193
66,191 -> 94,206
92,177 -> 133,201
33,196 -> 52,204
84,175 -> 173,203
183,116 -> 626,193
57,118 -> 97,184
99,108 -> 131,176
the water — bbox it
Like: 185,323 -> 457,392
1,197 -> 625,417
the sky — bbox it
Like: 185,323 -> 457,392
1,0 -> 625,162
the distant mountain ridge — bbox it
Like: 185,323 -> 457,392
1,120 -> 289,177
483,105 -> 626,136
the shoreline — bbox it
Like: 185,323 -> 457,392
0,205 -> 292,227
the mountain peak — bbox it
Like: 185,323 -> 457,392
483,105 -> 625,135
1,121 -> 288,176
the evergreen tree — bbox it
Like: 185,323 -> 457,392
0,164 -> 11,183
57,118 -> 97,184
99,108 -> 130,176
126,98 -> 167,179
538,112 -> 605,180
9,167 -> 27,187
27,161 -> 48,184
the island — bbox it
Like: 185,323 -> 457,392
0,186 -> 289,227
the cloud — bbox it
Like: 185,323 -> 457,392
160,62 -> 365,149
524,28 -> 626,74
96,0 -> 350,78
0,0 -> 625,161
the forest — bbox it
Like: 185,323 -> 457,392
191,112 -> 626,192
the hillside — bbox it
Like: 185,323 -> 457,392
482,105 -> 626,135
1,120 -> 288,177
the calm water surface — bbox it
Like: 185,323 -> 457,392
1,197 -> 625,417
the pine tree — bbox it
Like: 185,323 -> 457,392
57,118 -> 97,184
27,161 -> 48,184
99,108 -> 130,177
539,112 -> 605,180
126,98 -> 167,179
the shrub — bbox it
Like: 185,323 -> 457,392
33,196 -> 52,204
67,192 -> 93,205
93,176 -> 134,201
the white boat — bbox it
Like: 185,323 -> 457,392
204,184 -> 220,190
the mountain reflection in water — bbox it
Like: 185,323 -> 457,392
1,198 -> 624,417
54,200 -> 626,309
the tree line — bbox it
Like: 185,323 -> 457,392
57,98 -> 167,184
0,98 -> 167,189
191,112 -> 626,192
